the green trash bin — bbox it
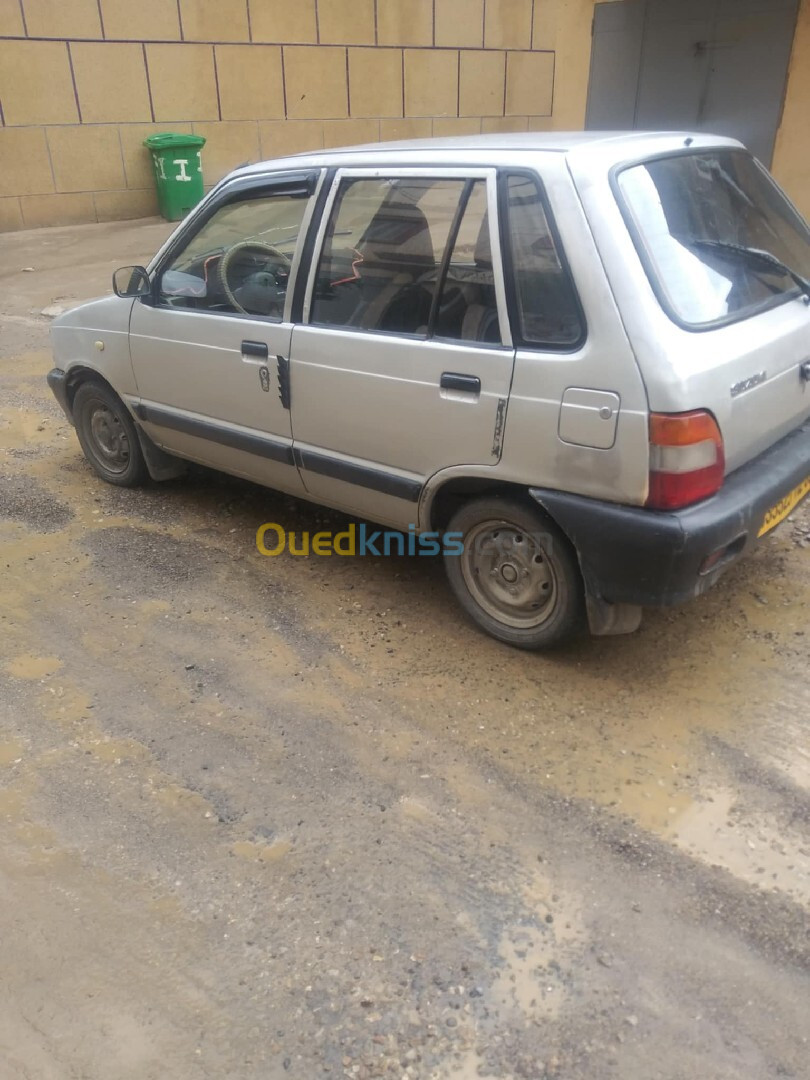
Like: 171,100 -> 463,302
144,133 -> 206,222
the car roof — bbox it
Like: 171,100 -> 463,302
232,131 -> 745,180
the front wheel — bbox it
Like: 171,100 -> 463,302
444,497 -> 586,649
72,381 -> 148,487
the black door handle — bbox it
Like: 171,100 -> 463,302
801,360 -> 810,383
440,372 -> 481,394
242,340 -> 269,359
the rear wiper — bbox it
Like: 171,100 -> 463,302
691,239 -> 810,300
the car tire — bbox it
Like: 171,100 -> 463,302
444,496 -> 586,649
72,381 -> 149,487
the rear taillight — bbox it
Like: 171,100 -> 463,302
647,410 -> 725,510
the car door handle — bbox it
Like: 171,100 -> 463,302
241,340 -> 269,359
440,372 -> 481,394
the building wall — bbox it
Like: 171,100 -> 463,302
0,0 -> 805,232
0,0 -> 594,231
771,0 -> 810,219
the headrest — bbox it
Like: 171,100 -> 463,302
360,198 -> 434,269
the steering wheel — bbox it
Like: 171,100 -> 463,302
219,241 -> 292,315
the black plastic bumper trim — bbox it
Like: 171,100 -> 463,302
530,419 -> 810,608
133,403 -> 294,466
46,368 -> 72,422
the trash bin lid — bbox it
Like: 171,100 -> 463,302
144,133 -> 206,150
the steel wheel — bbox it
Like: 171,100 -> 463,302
87,401 -> 131,475
460,519 -> 558,629
444,496 -> 586,649
72,381 -> 148,487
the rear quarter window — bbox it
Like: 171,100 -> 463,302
501,172 -> 584,349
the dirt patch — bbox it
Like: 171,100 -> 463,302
0,473 -> 74,532
1,218 -> 808,1080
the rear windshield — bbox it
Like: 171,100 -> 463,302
616,150 -> 810,328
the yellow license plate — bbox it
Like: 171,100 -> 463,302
758,476 -> 810,537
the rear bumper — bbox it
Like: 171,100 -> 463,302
46,368 -> 73,423
530,419 -> 810,608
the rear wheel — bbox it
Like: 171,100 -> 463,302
444,496 -> 586,649
72,381 -> 148,487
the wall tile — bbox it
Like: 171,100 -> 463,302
259,119 -> 325,158
543,0 -> 591,130
47,125 -> 125,194
146,44 -> 219,122
179,0 -> 250,42
0,0 -> 25,36
71,43 -> 152,125
191,121 -> 261,184
526,114 -> 554,131
771,0 -> 810,218
434,0 -> 484,48
0,41 -> 79,126
216,45 -> 285,121
348,47 -> 403,118
20,192 -> 97,228
481,114 -> 529,133
404,49 -> 458,117
0,197 -> 24,231
432,116 -> 481,136
318,0 -> 375,45
484,0 -> 532,50
22,0 -> 102,38
532,0 -> 558,49
94,188 -> 159,222
250,0 -> 317,43
284,46 -> 349,119
376,0 -> 433,46
459,49 -> 504,116
322,118 -> 380,147
119,122 -> 194,189
100,0 -> 182,40
505,51 -> 553,115
378,116 -> 432,141
0,128 -> 54,197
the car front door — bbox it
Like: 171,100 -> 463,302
128,171 -> 322,491
288,168 -> 515,528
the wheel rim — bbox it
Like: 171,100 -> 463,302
87,401 -> 130,474
460,518 -> 559,629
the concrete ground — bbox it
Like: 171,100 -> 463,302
0,217 -> 809,1080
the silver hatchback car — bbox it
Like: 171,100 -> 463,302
47,132 -> 810,649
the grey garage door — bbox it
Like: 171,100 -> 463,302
586,0 -> 799,165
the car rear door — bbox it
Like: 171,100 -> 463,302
287,168 -> 515,528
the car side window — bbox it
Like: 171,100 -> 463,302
311,176 -> 499,340
503,173 -> 583,347
432,180 -> 501,345
159,190 -> 311,319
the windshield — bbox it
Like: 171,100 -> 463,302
616,150 -> 810,328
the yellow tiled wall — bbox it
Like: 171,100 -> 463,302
0,0 -> 572,230
0,0 -> 806,232
771,0 -> 810,219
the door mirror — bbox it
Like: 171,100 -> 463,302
113,265 -> 151,298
